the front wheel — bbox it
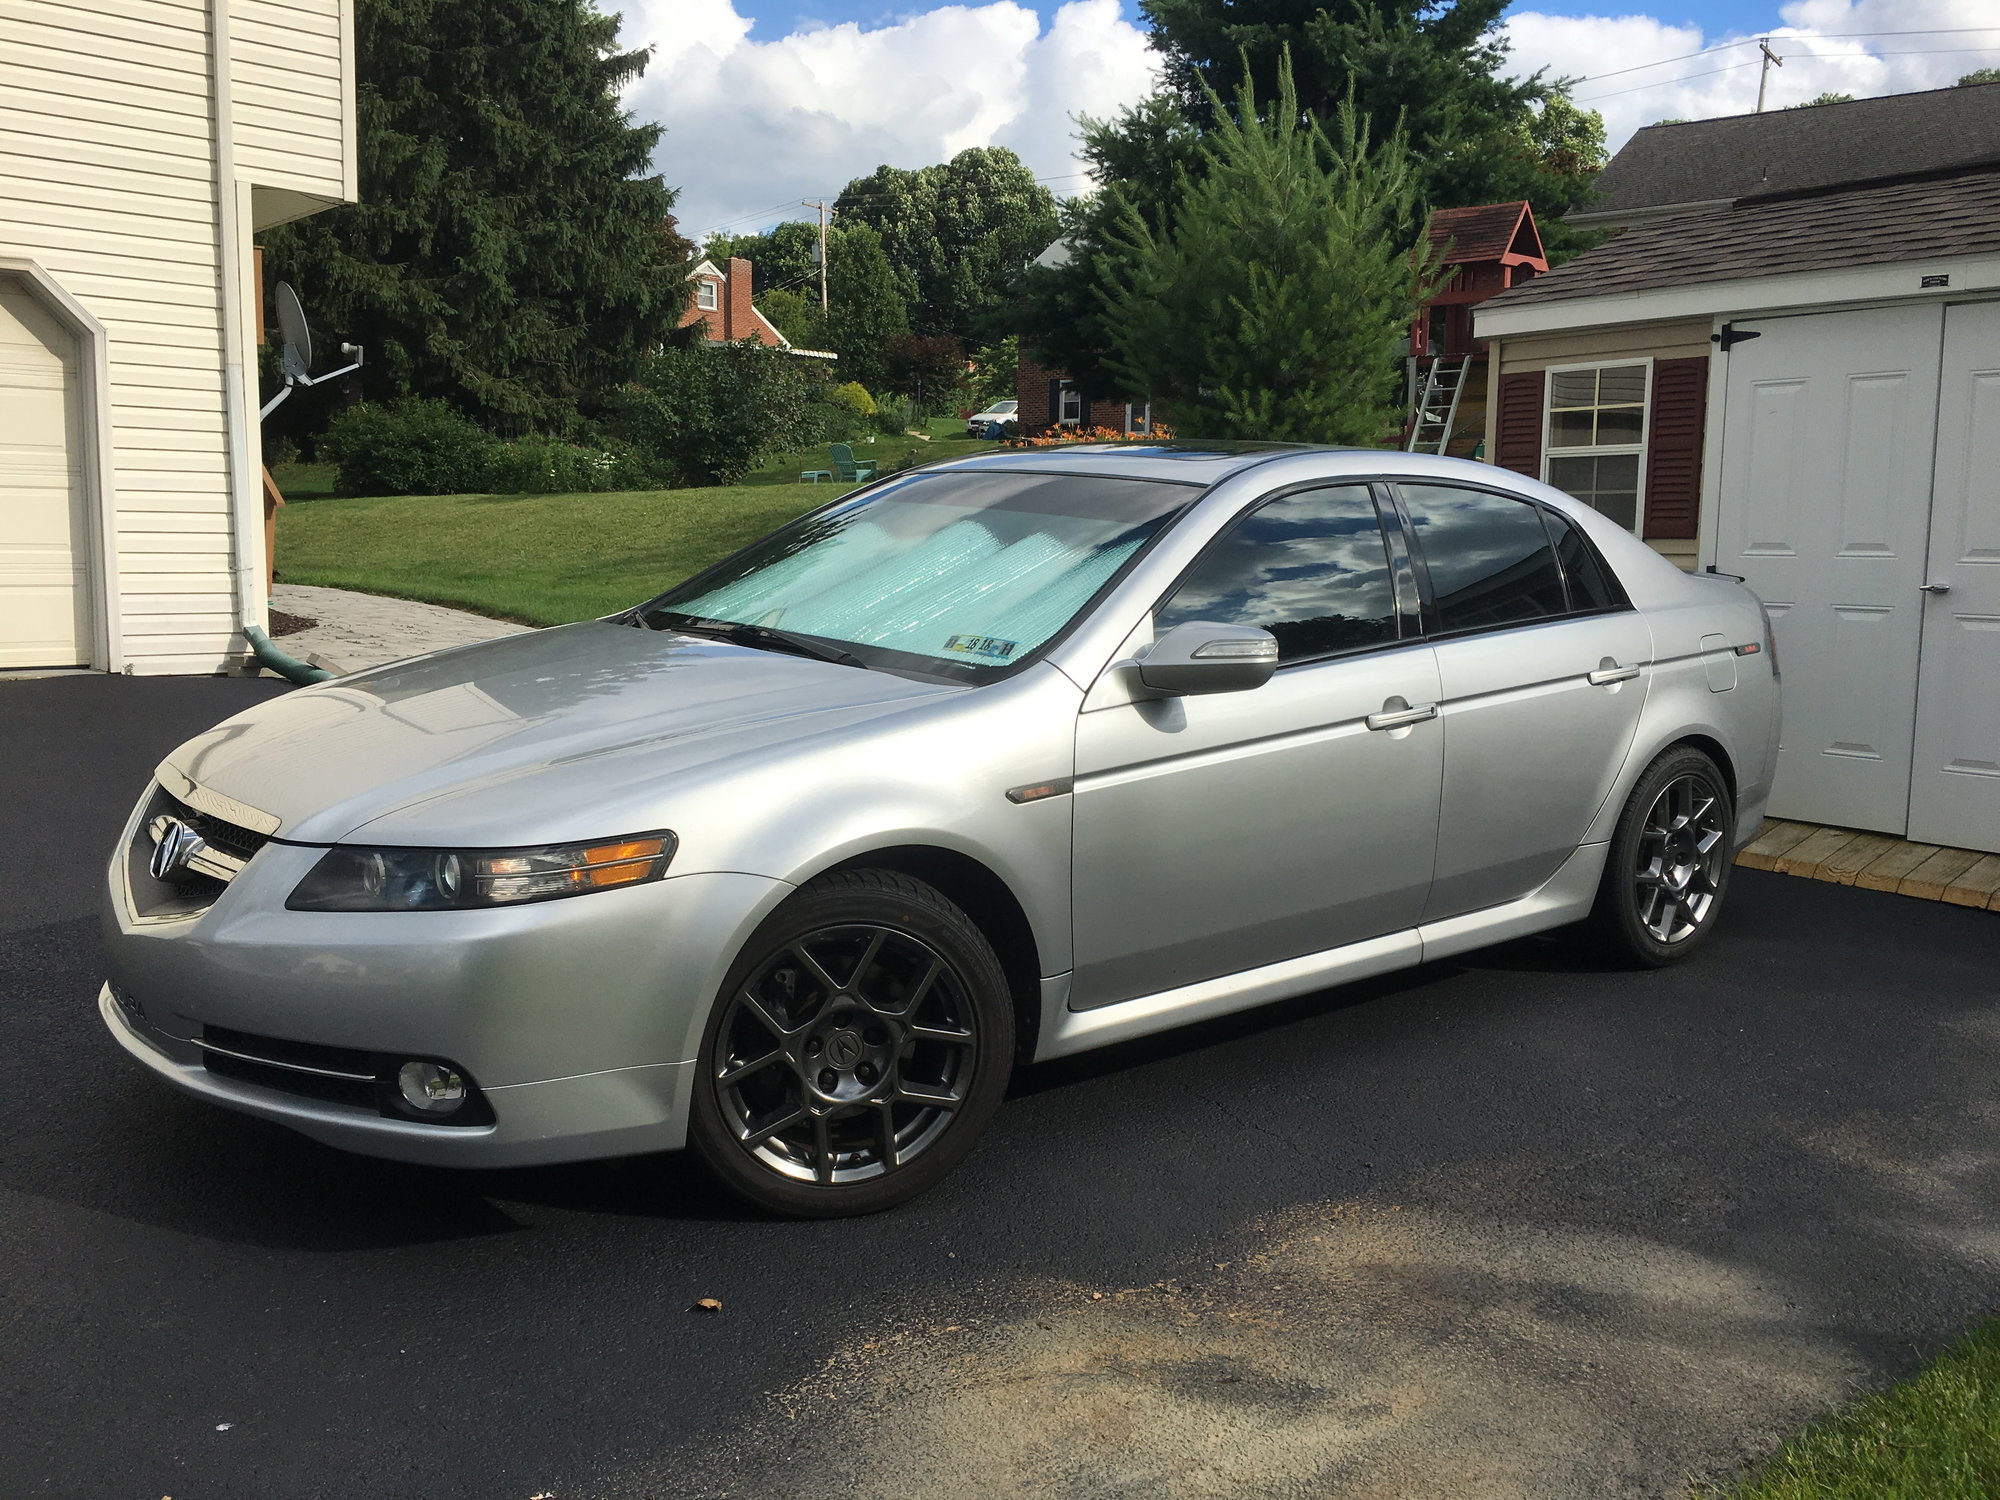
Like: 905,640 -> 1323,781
686,868 -> 1014,1217
1587,746 -> 1735,967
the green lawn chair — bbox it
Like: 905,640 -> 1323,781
828,443 -> 877,483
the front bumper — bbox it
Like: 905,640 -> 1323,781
101,795 -> 792,1167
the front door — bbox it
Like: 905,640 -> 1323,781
0,279 -> 90,670
1070,484 -> 1442,1010
1713,304 -> 1943,834
1908,302 -> 2000,852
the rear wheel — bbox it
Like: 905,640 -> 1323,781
687,868 -> 1014,1217
1587,747 -> 1734,967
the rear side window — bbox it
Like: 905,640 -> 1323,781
1542,509 -> 1621,613
1398,484 -> 1568,632
1155,484 -> 1399,662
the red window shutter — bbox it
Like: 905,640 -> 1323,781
1494,371 -> 1543,477
1643,356 -> 1708,540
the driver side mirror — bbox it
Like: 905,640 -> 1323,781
1137,621 -> 1279,695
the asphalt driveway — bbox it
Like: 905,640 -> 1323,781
4,673 -> 1999,1499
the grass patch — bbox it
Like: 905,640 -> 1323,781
271,424 -> 1000,626
1704,1321 -> 2000,1499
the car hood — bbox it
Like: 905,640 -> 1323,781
163,622 -> 958,844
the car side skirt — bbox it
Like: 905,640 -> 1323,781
1033,840 -> 1610,1062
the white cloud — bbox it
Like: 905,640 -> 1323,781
1503,0 -> 2000,153
610,0 -> 1159,243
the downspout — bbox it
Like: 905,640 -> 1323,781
242,624 -> 332,684
209,0 -> 266,672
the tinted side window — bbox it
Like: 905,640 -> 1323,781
1543,509 -> 1620,613
1155,485 -> 1398,662
1399,484 -> 1568,632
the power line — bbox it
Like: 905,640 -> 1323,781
1568,24 -> 2000,87
1574,41 -> 2000,102
1576,59 -> 1756,103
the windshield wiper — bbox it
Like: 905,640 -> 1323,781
654,614 -> 868,669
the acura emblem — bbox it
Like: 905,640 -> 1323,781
148,816 -> 208,882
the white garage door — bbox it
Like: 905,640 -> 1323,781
1716,299 -> 2000,854
1713,304 -> 1940,837
0,280 -> 90,669
1908,301 -> 2000,853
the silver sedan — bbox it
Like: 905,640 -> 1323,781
100,445 -> 1780,1215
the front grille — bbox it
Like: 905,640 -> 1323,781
156,788 -> 269,866
197,1025 -> 495,1126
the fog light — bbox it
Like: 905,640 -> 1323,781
397,1060 -> 467,1115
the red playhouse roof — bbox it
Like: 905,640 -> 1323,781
1427,201 -> 1547,268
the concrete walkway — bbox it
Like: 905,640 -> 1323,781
268,583 -> 531,676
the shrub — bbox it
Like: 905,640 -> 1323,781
320,398 -> 501,496
489,434 -> 655,494
874,396 -> 920,435
610,340 -> 824,487
828,381 -> 877,417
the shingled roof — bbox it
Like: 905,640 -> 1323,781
1484,165 -> 2000,310
1577,82 -> 2000,226
1428,201 -> 1542,263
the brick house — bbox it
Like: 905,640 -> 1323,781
1014,351 -> 1156,436
681,257 -> 796,349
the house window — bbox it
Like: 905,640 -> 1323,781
1542,362 -> 1649,531
695,279 -> 719,311
1057,381 -> 1083,426
1124,400 -> 1151,436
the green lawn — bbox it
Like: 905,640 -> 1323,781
272,420 -> 996,625
1704,1321 -> 2000,1499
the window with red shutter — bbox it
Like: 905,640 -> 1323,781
1641,357 -> 1708,540
1494,371 -> 1544,479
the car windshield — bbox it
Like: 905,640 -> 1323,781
640,469 -> 1195,682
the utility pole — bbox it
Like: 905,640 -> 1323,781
803,200 -> 829,313
1755,37 -> 1784,112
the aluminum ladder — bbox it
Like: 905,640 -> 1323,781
1404,354 -> 1473,454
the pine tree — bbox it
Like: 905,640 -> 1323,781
1097,54 -> 1436,443
262,0 -> 689,437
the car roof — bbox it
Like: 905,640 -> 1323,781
921,441 -> 1334,486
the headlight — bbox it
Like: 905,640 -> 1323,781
286,832 -> 676,912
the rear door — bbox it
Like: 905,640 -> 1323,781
1907,301 -> 2000,852
1395,482 -> 1652,920
1712,305 -> 1942,834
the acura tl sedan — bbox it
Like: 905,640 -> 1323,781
102,444 -> 1780,1216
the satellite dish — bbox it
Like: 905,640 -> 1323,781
275,281 -> 312,379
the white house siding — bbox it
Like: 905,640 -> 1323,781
1,0 -> 355,674
2,0 -> 241,673
231,0 -> 354,205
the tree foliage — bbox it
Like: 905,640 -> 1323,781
705,221 -> 822,296
1137,0 -> 1600,225
883,334 -> 967,415
823,224 -> 909,390
1957,68 -> 2000,87
607,341 -> 825,488
262,0 -> 689,439
1096,55 -> 1436,444
835,147 -> 1059,340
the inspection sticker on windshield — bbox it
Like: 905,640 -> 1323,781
943,634 -> 1018,661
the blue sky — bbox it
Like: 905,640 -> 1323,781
738,2 -> 1790,42
629,0 -> 1998,237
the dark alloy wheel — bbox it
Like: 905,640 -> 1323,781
687,868 -> 1013,1216
1588,746 -> 1735,967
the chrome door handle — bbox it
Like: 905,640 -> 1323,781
1920,582 -> 1952,595
1366,701 -> 1439,731
1587,663 -> 1641,686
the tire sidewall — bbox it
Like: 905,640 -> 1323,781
1598,748 -> 1735,967
686,871 -> 1015,1218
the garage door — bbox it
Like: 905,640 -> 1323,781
1908,301 -> 2000,853
1713,304 -> 1941,836
0,279 -> 90,669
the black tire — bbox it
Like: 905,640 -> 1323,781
1587,746 -> 1735,968
686,868 -> 1014,1217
